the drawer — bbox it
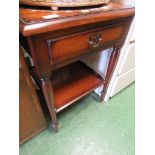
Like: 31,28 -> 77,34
47,23 -> 126,64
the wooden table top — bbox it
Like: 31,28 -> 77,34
19,2 -> 134,36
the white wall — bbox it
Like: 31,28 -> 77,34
81,48 -> 113,79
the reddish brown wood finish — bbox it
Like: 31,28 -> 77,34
19,46 -> 46,144
48,23 -> 124,64
19,2 -> 135,132
20,2 -> 134,36
100,46 -> 120,101
41,79 -> 58,132
51,61 -> 104,111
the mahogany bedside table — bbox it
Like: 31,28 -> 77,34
19,2 -> 135,132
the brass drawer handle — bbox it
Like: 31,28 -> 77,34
88,32 -> 103,48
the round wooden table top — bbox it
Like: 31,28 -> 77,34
20,0 -> 110,9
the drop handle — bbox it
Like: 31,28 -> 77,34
88,32 -> 103,48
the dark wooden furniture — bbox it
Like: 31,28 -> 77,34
19,47 -> 46,144
19,2 -> 134,132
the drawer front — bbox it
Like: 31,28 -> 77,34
48,23 -> 125,64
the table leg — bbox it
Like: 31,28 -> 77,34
100,46 -> 120,101
41,79 -> 58,132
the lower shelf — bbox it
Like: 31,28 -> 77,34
51,61 -> 104,112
